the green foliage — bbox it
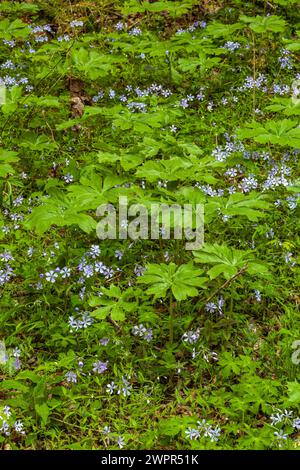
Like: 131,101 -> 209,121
0,0 -> 299,452
237,119 -> 300,147
240,15 -> 286,33
138,263 -> 207,301
25,189 -> 97,234
206,192 -> 271,222
121,0 -> 195,16
193,244 -> 270,280
72,48 -> 120,80
0,149 -> 19,178
89,286 -> 138,322
287,382 -> 300,404
0,18 -> 30,39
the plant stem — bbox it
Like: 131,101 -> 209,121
169,292 -> 174,343
229,284 -> 234,316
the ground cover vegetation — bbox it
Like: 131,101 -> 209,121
0,0 -> 300,450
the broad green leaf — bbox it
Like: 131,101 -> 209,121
138,262 -> 207,300
240,15 -> 286,33
237,119 -> 300,147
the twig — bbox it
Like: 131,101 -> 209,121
108,316 -> 122,332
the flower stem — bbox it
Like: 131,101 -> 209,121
169,292 -> 174,343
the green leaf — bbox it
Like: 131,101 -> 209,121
35,403 -> 50,426
287,381 -> 300,403
19,133 -> 58,151
0,18 -> 30,39
266,98 -> 300,116
0,149 -> 19,178
25,189 -> 97,234
72,48 -> 121,80
1,85 -> 22,115
90,286 -> 137,322
206,193 -> 271,223
178,55 -> 221,74
0,379 -> 29,392
193,244 -> 269,280
92,307 -> 111,320
240,15 -> 286,33
237,119 -> 300,147
205,21 -> 243,38
138,262 -> 207,300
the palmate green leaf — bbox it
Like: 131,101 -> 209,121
237,119 -> 300,147
158,416 -> 194,438
171,263 -> 207,300
138,262 -> 207,301
98,151 -> 144,171
145,0 -> 193,16
240,15 -> 286,33
113,108 -> 167,133
89,285 -> 138,322
0,85 -> 22,115
193,244 -> 269,280
287,381 -> 300,403
266,98 -> 300,116
72,48 -> 121,80
135,155 -> 218,184
26,169 -> 125,234
67,172 -> 125,209
93,303 -> 130,321
0,379 -> 29,393
19,133 -> 58,151
25,190 -> 97,234
206,192 -> 271,222
174,186 -> 206,206
178,55 -> 221,74
205,21 -> 243,38
183,38 -> 226,56
135,157 -> 192,182
0,149 -> 19,178
0,1 -> 40,13
285,41 -> 300,51
223,193 -> 271,220
27,95 -> 61,108
55,105 -> 121,131
284,31 -> 300,50
0,18 -> 30,39
121,0 -> 193,16
193,244 -> 248,279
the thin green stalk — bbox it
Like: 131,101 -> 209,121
169,292 -> 174,343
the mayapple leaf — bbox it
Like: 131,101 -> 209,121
237,119 -> 300,147
287,381 -> 300,403
240,15 -> 286,33
193,244 -> 270,280
0,149 -> 19,178
138,262 -> 207,301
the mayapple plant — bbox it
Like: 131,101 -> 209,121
138,262 -> 207,343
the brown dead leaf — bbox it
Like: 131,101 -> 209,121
70,96 -> 85,117
201,0 -> 222,14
